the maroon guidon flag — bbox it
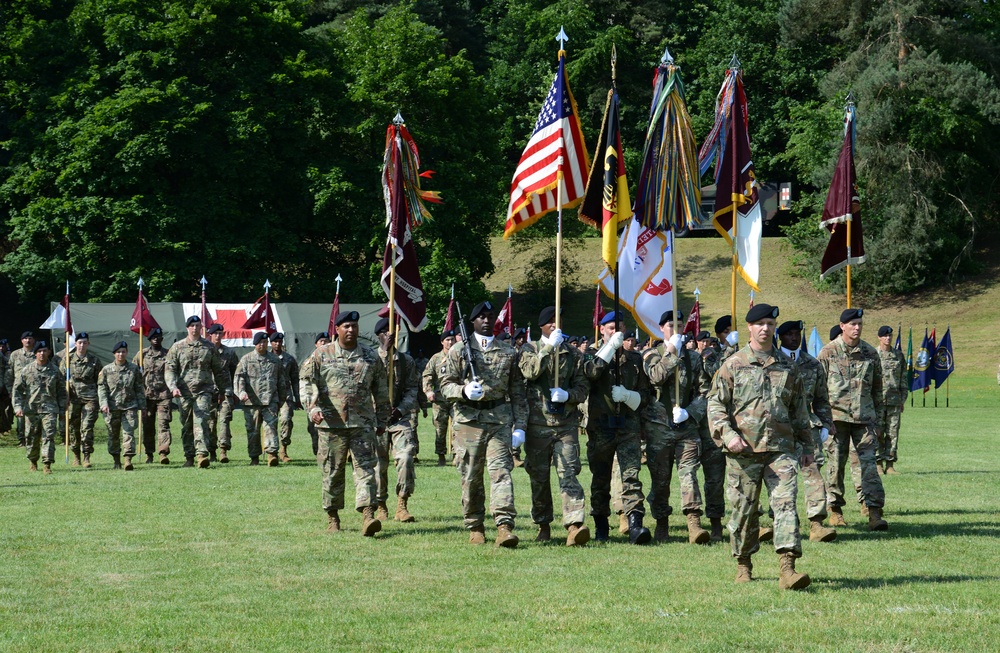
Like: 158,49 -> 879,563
242,292 -> 276,335
130,289 -> 161,334
820,102 -> 864,278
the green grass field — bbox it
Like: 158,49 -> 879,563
2,384 -> 998,652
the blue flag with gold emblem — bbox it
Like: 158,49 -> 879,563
931,327 -> 954,388
910,328 -> 935,392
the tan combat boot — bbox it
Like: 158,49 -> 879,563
159,453 -> 170,465
395,496 -> 415,523
219,450 -> 229,464
885,462 -> 899,475
361,506 -> 382,537
326,510 -> 341,533
735,556 -> 753,583
72,452 -> 82,467
112,454 -> 122,470
82,453 -> 92,468
758,527 -> 774,542
375,502 -> 389,522
687,514 -> 711,544
861,503 -> 869,517
654,519 -> 669,543
778,553 -> 811,590
469,525 -> 486,545
279,445 -> 291,463
29,461 -> 38,472
809,517 -> 836,542
43,462 -> 52,475
566,523 -> 591,547
496,523 -> 519,549
197,454 -> 211,469
266,453 -> 279,467
710,517 -> 725,542
123,456 -> 134,471
535,523 -> 551,542
618,512 -> 629,535
868,506 -> 889,531
828,506 -> 848,527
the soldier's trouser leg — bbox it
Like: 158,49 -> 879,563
699,423 -> 726,519
611,453 -> 624,514
0,393 -> 12,432
827,421 -> 884,510
73,398 -> 98,454
69,401 -> 84,454
156,400 -> 172,455
391,424 -> 417,498
524,425 -> 585,526
375,427 -> 391,504
879,406 -> 903,463
218,396 -> 234,452
25,414 -> 42,462
552,428 -> 585,526
524,428 -> 556,525
261,404 -> 279,454
179,394 -> 213,458
207,402 -> 219,453
797,428 -> 828,520
141,404 -> 156,455
120,410 -> 137,457
727,451 -> 801,558
848,438 -> 865,506
764,452 -> 802,555
178,397 -> 196,458
432,402 -> 450,456
588,427 -> 645,517
645,425 -> 675,521
410,410 -> 420,456
106,411 -> 122,456
454,421 -> 516,528
16,414 -> 26,444
318,426 -> 377,512
278,401 -> 293,447
244,407 -> 262,459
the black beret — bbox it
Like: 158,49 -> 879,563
77,332 -> 90,340
600,311 -> 624,326
439,329 -> 455,340
513,328 -> 526,339
335,310 -> 360,326
374,317 -> 390,334
21,331 -> 34,339
714,316 -> 732,334
0,339 -> 7,345
470,301 -> 493,319
538,306 -> 558,326
207,323 -> 224,334
33,340 -> 50,352
696,330 -> 711,342
499,332 -> 511,341
568,336 -> 579,345
269,332 -> 284,342
148,327 -> 164,338
776,320 -> 804,336
185,315 -> 201,327
829,325 -> 842,341
840,308 -> 863,323
658,310 -> 683,326
253,332 -> 269,345
878,325 -> 893,337
745,304 -> 779,323
315,332 -> 330,343
113,340 -> 128,352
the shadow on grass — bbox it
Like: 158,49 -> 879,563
829,521 -> 1000,541
901,470 -> 1000,476
822,574 -> 1000,590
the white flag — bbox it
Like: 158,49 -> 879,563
599,218 -> 673,337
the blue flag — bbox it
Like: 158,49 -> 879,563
807,326 -> 822,358
910,328 -> 935,392
931,328 -> 954,388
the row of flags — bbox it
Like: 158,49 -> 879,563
908,327 -> 955,391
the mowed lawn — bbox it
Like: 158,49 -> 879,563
2,379 -> 998,652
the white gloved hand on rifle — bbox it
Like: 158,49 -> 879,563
464,381 -> 484,401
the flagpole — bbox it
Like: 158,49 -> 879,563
844,92 -> 855,309
670,230 -> 681,406
729,56 -> 740,324
137,277 -> 145,458
594,281 -> 600,344
64,281 -> 70,465
387,117 -> 403,407
553,29 -> 569,389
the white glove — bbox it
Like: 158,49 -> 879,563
596,331 -> 625,363
611,385 -> 641,411
549,328 -> 564,347
820,427 -> 830,443
511,429 -> 526,448
672,406 -> 689,424
726,331 -> 739,347
550,387 -> 569,403
464,381 -> 484,401
668,334 -> 684,352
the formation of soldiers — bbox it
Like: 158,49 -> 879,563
2,301 -> 909,589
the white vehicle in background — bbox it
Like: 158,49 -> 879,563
677,182 -> 792,237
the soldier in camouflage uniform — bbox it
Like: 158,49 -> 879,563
707,304 -> 813,590
0,341 -> 13,434
235,332 -> 288,466
164,315 -> 232,468
206,323 -> 239,463
776,321 -> 837,543
98,341 -> 146,470
439,300 -> 528,548
695,330 -> 726,541
422,329 -> 455,466
816,308 -> 889,531
300,311 -> 388,537
642,310 -> 711,544
60,333 -> 103,468
270,333 -> 299,463
10,332 -> 37,446
518,306 -> 591,546
583,311 -> 652,545
133,328 -> 172,464
13,341 -> 67,474
305,332 -> 331,456
373,317 -> 419,523
876,326 -> 908,474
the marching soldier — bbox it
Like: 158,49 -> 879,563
270,333 -> 299,462
305,332 -> 331,456
206,323 -> 239,463
235,332 -> 288,466
164,315 -> 232,468
518,306 -> 591,546
374,318 -> 418,523
0,340 -> 12,434
13,341 -> 66,474
694,329 -> 726,541
133,327 -> 172,464
422,329 -> 455,466
98,341 -> 146,470
300,311 -> 388,537
439,300 -> 528,548
60,332 -> 102,468
707,304 -> 813,590
876,326 -> 908,474
11,331 -> 37,446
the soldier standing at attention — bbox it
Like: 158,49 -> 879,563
270,333 -> 299,463
305,332 -> 331,457
13,341 -> 66,474
165,315 -> 232,468
61,332 -> 102,468
876,326 -> 908,474
422,329 -> 455,466
206,323 -> 239,463
300,311 -> 388,537
235,332 -> 288,466
439,301 -> 528,548
0,340 -> 13,435
584,311 -> 652,545
98,341 -> 146,470
11,332 -> 37,447
707,304 -> 814,590
695,329 -> 726,541
518,306 -> 591,546
134,328 -> 172,464
373,317 -> 419,523
816,308 -> 889,531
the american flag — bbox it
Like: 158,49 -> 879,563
503,51 -> 589,237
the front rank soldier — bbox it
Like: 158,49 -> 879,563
422,329 -> 456,466
134,328 -> 172,464
876,326 -> 908,474
300,311 -> 388,537
235,332 -> 288,466
439,300 -> 528,548
61,332 -> 102,468
98,341 -> 146,470
270,333 -> 299,462
206,323 -> 239,463
374,317 -> 419,523
13,341 -> 66,474
305,332 -> 331,456
11,331 -> 37,446
518,306 -> 591,546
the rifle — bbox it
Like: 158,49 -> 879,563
454,302 -> 479,383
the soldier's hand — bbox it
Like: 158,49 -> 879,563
550,387 -> 569,403
172,389 -> 181,398
101,406 -> 110,415
609,332 -> 625,350
725,331 -> 739,347
240,392 -> 250,403
820,427 -> 830,443
463,381 -> 484,401
425,391 -> 435,403
390,407 -> 403,423
309,408 -> 323,424
15,409 -> 22,418
726,436 -> 748,453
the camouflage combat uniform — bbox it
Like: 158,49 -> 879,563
10,347 -> 35,444
61,350 -> 103,457
439,336 -> 528,531
275,351 -> 299,450
518,340 -> 589,528
133,345 -> 172,457
13,358 -> 67,465
877,346 -> 908,464
707,345 -> 814,559
697,347 -> 726,521
97,359 -> 146,458
299,341 -> 388,514
421,349 -> 452,458
816,337 -> 886,511
164,337 -> 232,460
0,352 -> 13,433
377,348 -> 419,503
208,343 -> 239,456
788,349 -> 834,520
234,349 -> 288,459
